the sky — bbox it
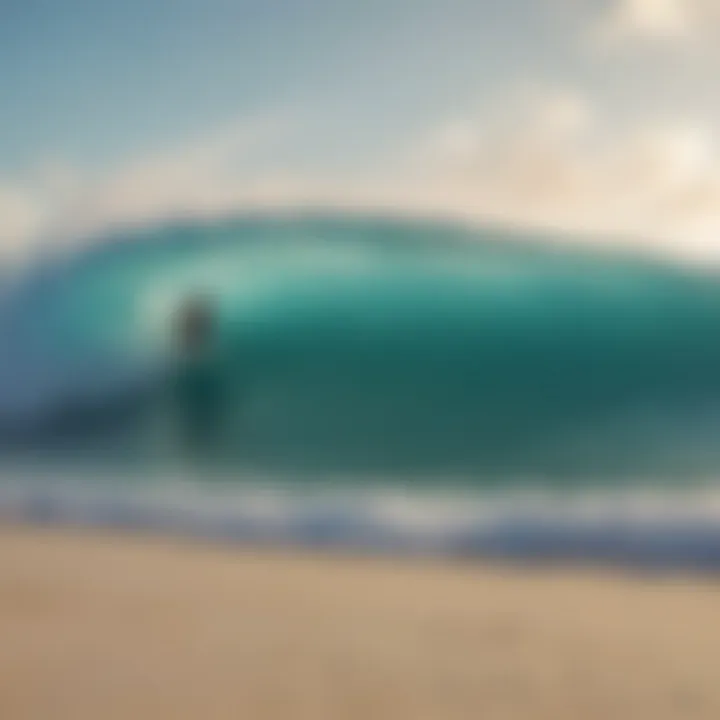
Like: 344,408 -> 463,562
2,0 -> 720,262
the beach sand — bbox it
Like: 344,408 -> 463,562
1,525 -> 719,719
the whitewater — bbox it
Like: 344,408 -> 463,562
3,212 -> 720,568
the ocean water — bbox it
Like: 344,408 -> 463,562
3,213 -> 720,567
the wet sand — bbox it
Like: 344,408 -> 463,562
1,524 -> 719,719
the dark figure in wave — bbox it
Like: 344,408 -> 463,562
172,295 -> 223,456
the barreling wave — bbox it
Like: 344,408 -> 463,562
2,212 -> 720,481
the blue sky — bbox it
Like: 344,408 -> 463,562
2,0 -> 720,261
1,0 -> 580,171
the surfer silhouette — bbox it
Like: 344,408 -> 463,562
172,295 -> 223,455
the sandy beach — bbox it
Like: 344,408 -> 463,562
1,525 -> 719,719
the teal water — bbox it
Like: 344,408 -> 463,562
3,213 -> 720,482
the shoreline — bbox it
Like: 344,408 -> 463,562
1,523 -> 720,719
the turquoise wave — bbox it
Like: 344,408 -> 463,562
2,213 -> 720,480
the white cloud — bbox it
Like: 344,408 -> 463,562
3,88 -> 720,265
418,120 -> 483,171
593,0 -> 720,47
5,111 -> 306,257
405,87 -> 720,261
0,185 -> 44,260
72,114 -> 294,231
599,0 -> 691,43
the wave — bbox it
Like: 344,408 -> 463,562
2,212 -> 720,480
